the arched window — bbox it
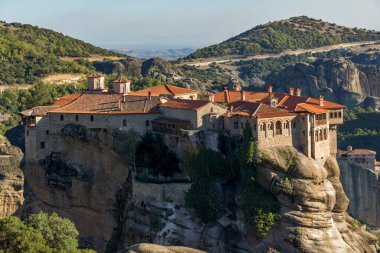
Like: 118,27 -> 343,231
145,120 -> 150,127
293,122 -> 296,128
210,107 -> 214,113
90,115 -> 94,122
123,119 -> 127,126
75,115 -> 79,121
60,115 -> 64,121
319,130 -> 323,141
315,132 -> 319,142
275,121 -> 282,135
324,129 -> 328,140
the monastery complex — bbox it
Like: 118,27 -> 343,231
21,74 -> 346,164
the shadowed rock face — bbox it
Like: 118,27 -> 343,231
255,147 -> 377,253
0,135 -> 24,218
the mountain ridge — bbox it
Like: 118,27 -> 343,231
186,16 -> 380,59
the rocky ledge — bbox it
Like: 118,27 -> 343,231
255,147 -> 377,253
0,135 -> 24,218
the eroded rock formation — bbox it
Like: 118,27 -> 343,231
255,147 -> 377,253
271,58 -> 380,107
119,243 -> 205,253
22,128 -> 132,252
0,135 -> 24,218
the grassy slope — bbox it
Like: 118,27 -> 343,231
187,16 -> 380,59
0,21 -> 126,84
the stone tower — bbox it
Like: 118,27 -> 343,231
112,78 -> 131,94
87,73 -> 105,91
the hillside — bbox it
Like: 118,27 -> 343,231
0,21 -> 125,84
187,16 -> 380,59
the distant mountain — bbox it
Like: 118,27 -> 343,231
113,48 -> 196,60
187,16 -> 380,59
0,21 -> 126,84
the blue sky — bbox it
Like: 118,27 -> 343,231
0,0 -> 379,49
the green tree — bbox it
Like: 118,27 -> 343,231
26,212 -> 79,253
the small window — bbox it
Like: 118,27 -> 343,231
293,122 -> 296,128
123,119 -> 127,126
234,122 -> 238,129
330,112 -> 333,118
338,112 -> 342,118
145,120 -> 149,127
40,142 -> 45,149
254,124 -> 257,131
241,122 -> 244,129
60,115 -> 64,121
75,115 -> 79,121
302,131 -> 306,137
90,115 -> 94,122
210,107 -> 214,113
26,130 -> 29,136
46,130 -> 49,135
302,117 -> 305,122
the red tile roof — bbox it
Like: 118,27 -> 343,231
159,99 -> 211,111
129,84 -> 197,97
338,149 -> 377,156
227,101 -> 295,118
214,89 -> 345,115
20,106 -> 60,117
49,94 -> 161,114
87,73 -> 103,78
113,78 -> 131,83
53,94 -> 82,106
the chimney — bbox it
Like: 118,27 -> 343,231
241,91 -> 246,101
224,89 -> 230,103
230,105 -> 234,112
296,88 -> 302,96
289,87 -> 294,96
347,146 -> 353,152
122,95 -> 126,103
148,91 -> 152,100
233,84 -> 241,91
267,86 -> 273,94
319,95 -> 324,106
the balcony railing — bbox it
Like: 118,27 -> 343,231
315,119 -> 327,126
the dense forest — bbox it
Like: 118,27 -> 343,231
187,16 -> 380,59
0,21 -> 125,84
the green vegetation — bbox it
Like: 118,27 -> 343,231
185,148 -> 229,222
180,64 -> 231,86
338,106 -> 380,159
0,82 -> 86,134
187,16 -> 380,59
135,132 -> 180,177
239,122 -> 281,238
0,20 -> 123,84
0,212 -> 95,253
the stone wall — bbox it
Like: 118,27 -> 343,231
257,116 -> 296,149
132,176 -> 191,205
339,159 -> 380,228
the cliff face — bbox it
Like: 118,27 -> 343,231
338,160 -> 380,228
255,147 -> 377,253
271,58 -> 380,107
23,128 -> 132,252
0,135 -> 24,218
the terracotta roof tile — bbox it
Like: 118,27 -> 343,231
214,90 -> 268,103
338,149 -> 376,155
87,73 -> 103,78
159,99 -> 211,111
227,101 -> 295,119
53,94 -> 82,106
50,94 -> 161,114
129,84 -> 197,97
20,106 -> 60,117
113,78 -> 131,83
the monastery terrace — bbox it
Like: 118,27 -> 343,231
21,74 -> 345,164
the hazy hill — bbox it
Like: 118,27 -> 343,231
113,47 -> 196,60
0,21 -> 125,84
187,16 -> 380,59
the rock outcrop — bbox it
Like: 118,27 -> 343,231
22,127 -> 132,252
271,58 -> 380,107
119,243 -> 205,253
254,147 -> 377,253
339,160 -> 380,228
0,135 -> 24,218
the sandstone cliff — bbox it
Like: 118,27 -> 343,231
22,127 -> 132,252
119,243 -> 205,253
0,135 -> 24,218
271,58 -> 380,107
339,160 -> 380,229
255,147 -> 377,252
